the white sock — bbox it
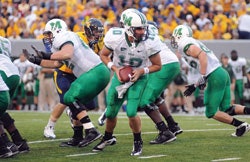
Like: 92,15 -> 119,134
47,119 -> 56,128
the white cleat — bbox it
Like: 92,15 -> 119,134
44,126 -> 56,139
231,122 -> 250,137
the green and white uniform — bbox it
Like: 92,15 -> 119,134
139,24 -> 180,108
229,57 -> 246,103
104,27 -> 161,118
51,31 -> 110,104
13,55 -> 34,99
178,37 -> 230,118
0,36 -> 20,116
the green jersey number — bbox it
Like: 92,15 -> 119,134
118,55 -> 142,67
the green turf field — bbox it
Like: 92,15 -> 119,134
3,111 -> 250,162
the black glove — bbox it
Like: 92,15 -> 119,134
89,40 -> 98,49
22,49 -> 42,65
196,75 -> 207,90
31,45 -> 52,60
184,84 -> 196,97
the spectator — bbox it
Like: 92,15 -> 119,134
18,0 -> 30,16
198,21 -> 214,40
238,7 -> 250,39
195,12 -> 211,30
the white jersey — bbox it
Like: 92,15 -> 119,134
148,24 -> 179,65
229,57 -> 246,80
52,31 -> 102,77
13,59 -> 33,79
0,37 -> 19,78
178,37 -> 221,76
104,27 -> 161,68
0,36 -> 19,91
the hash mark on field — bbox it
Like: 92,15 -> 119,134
138,155 -> 167,159
66,153 -> 97,157
211,157 -> 241,161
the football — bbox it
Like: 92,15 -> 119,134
119,66 -> 133,82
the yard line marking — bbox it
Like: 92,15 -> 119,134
28,128 -> 234,144
206,124 -> 222,126
138,155 -> 167,159
211,157 -> 241,161
28,138 -> 69,144
66,153 -> 97,157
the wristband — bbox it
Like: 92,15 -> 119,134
144,67 -> 149,74
107,62 -> 114,69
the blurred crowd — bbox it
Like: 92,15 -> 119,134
1,0 -> 250,41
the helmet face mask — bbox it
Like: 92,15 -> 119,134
121,9 -> 148,42
84,18 -> 104,42
171,25 -> 193,49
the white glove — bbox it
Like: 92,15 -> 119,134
115,81 -> 134,99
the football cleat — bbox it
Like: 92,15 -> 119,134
98,110 -> 106,126
150,130 -> 176,144
169,124 -> 183,136
131,140 -> 143,156
15,140 -> 30,153
60,138 -> 83,147
92,136 -> 116,152
0,146 -> 14,158
78,128 -> 102,147
6,142 -> 19,155
44,126 -> 56,139
232,122 -> 250,137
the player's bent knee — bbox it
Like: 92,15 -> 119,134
205,110 -> 216,118
143,103 -> 159,115
126,110 -> 137,118
155,96 -> 165,106
225,105 -> 236,116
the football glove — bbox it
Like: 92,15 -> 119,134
89,40 -> 98,49
184,84 -> 196,97
22,49 -> 42,65
31,45 -> 52,60
196,75 -> 207,90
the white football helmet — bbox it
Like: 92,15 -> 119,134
171,25 -> 193,49
122,10 -> 148,41
44,18 -> 68,36
120,8 -> 138,27
43,19 -> 68,45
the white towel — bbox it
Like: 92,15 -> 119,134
116,81 -> 134,99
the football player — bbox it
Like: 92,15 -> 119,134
98,10 -> 179,145
92,9 -> 162,156
0,36 -> 29,158
138,21 -> 183,144
25,18 -> 109,147
172,24 -> 250,137
42,18 -> 105,147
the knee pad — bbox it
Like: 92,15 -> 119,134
155,95 -> 165,106
225,105 -> 236,116
69,101 -> 86,120
144,103 -> 159,115
0,112 -> 15,129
